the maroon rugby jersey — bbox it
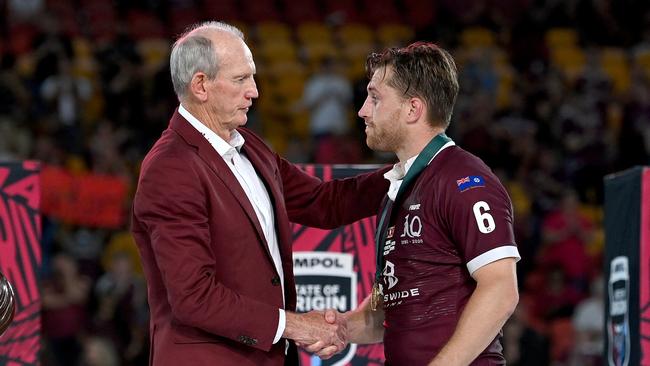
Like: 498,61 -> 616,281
379,145 -> 519,365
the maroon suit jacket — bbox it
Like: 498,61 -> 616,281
132,110 -> 389,366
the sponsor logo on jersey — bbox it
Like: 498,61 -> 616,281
380,261 -> 421,308
401,214 -> 422,239
408,203 -> 421,210
382,261 -> 399,290
383,288 -> 421,308
387,226 -> 395,239
383,240 -> 396,255
457,175 -> 485,192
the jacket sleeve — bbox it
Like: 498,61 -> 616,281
132,155 -> 279,351
276,155 -> 391,229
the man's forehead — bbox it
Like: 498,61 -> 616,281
368,66 -> 392,90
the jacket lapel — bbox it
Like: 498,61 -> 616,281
239,129 -> 297,308
169,110 -> 272,259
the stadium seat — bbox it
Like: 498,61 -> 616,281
302,43 -> 341,71
359,0 -> 402,25
403,0 -> 437,30
633,48 -> 650,77
322,0 -> 360,23
550,47 -> 586,80
460,27 -> 496,48
338,24 -> 375,44
297,22 -> 333,45
600,48 -> 630,94
243,0 -> 281,23
257,41 -> 299,63
137,39 -> 171,70
127,10 -> 165,40
202,0 -> 241,22
545,28 -> 579,49
256,22 -> 293,44
377,24 -> 414,48
281,0 -> 322,24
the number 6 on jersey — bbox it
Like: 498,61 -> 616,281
472,201 -> 496,233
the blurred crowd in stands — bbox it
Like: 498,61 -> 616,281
1,0 -> 649,365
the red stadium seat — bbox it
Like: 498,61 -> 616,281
281,0 -> 322,25
202,0 -> 241,22
127,10 -> 165,40
322,0 -> 360,23
359,0 -> 402,25
243,0 -> 281,23
403,0 -> 437,30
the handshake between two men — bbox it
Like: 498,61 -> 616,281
283,309 -> 349,360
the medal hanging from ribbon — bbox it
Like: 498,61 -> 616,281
371,133 -> 451,311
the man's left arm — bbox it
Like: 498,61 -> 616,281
428,257 -> 519,366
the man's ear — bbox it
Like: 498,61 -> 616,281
189,72 -> 209,102
406,97 -> 425,124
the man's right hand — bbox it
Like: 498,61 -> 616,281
283,309 -> 348,357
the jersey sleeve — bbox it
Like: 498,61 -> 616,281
442,159 -> 520,276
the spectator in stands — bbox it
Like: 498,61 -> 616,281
539,189 -> 595,304
80,335 -> 120,366
94,251 -> 148,364
294,56 -> 357,163
571,275 -> 604,366
42,252 -> 92,366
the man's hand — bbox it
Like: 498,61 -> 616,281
285,309 -> 348,359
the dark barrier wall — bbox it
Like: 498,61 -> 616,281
604,166 -> 650,366
0,162 -> 41,365
292,165 -> 385,366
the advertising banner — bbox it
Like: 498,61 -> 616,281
292,165 -> 385,365
0,161 -> 41,365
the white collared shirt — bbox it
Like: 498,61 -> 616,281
179,105 -> 287,344
384,140 -> 456,200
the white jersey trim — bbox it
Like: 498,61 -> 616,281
467,245 -> 520,277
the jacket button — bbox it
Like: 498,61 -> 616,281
238,335 -> 258,346
271,276 -> 281,286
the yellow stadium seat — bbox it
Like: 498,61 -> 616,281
460,27 -> 496,47
600,49 -> 630,94
550,47 -> 586,80
137,38 -> 171,70
545,28 -> 578,49
297,22 -> 333,44
257,21 -> 293,43
302,42 -> 340,70
257,40 -> 299,63
377,23 -> 414,47
275,78 -> 306,102
341,42 -> 375,60
339,23 -> 374,44
633,48 -> 650,77
265,60 -> 307,80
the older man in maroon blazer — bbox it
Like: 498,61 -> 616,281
131,21 -> 388,366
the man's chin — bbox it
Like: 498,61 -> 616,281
366,137 -> 380,151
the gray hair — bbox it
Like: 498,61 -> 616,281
170,21 -> 245,99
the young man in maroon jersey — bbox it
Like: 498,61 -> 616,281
334,42 -> 520,365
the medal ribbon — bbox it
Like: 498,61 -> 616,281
373,134 -> 452,288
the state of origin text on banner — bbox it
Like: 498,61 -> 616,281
0,162 -> 41,365
292,165 -> 384,366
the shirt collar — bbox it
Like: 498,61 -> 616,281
383,139 -> 456,184
178,104 -> 245,158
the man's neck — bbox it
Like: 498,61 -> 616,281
182,103 -> 233,141
395,127 -> 446,163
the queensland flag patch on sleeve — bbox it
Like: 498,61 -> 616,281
456,175 -> 485,192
